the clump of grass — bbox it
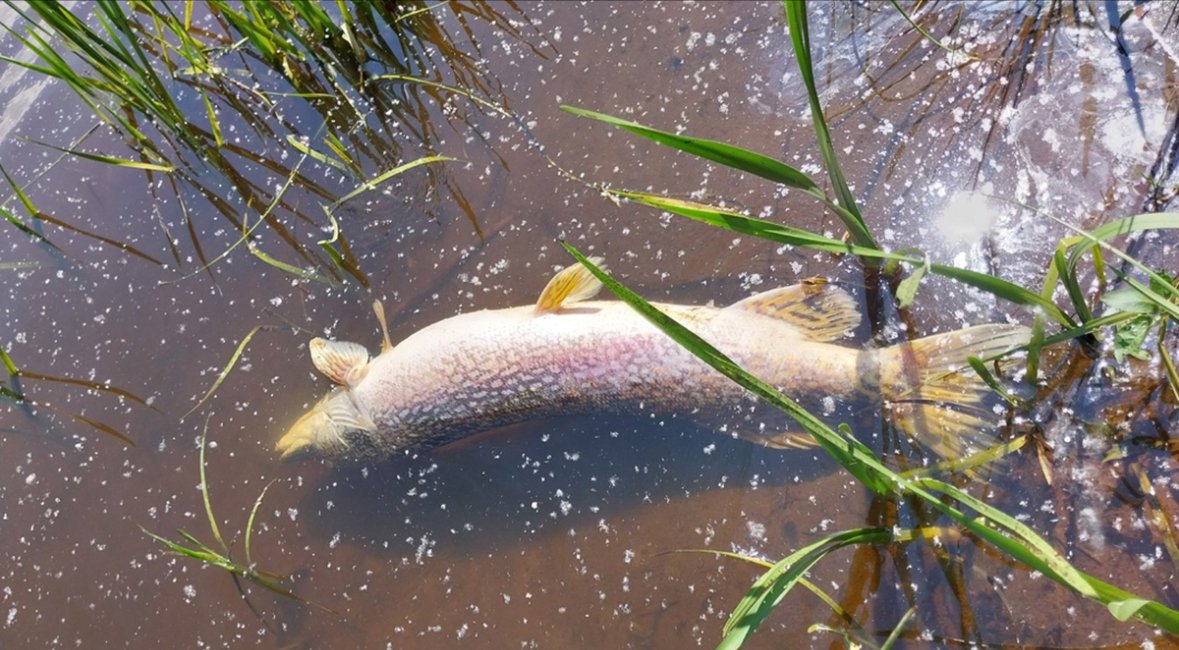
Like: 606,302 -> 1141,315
560,0 -> 1179,645
2,0 -> 527,289
141,424 -> 334,614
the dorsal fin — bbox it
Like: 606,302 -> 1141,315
535,257 -> 608,313
372,299 -> 392,353
727,278 -> 861,341
309,338 -> 371,387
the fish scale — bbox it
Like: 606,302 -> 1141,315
277,262 -> 1030,464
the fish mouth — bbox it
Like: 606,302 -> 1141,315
275,430 -> 318,462
276,409 -> 325,462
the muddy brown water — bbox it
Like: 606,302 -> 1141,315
1,2 -> 1178,648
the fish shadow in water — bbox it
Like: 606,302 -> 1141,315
296,412 -> 844,554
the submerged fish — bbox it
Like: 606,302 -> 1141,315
277,259 -> 1028,464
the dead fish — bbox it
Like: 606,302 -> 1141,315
277,259 -> 1028,464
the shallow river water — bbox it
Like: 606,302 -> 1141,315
2,2 -> 1179,648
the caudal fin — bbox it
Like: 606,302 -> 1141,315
883,324 -> 1030,458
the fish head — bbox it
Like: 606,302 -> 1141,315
276,387 -> 380,463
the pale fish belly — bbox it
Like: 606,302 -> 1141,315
351,302 -> 871,455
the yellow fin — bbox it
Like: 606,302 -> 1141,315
885,324 -> 1031,458
373,299 -> 392,353
535,257 -> 607,313
727,278 -> 861,341
309,338 -> 370,387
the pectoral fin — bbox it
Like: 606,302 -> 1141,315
309,338 -> 371,387
535,257 -> 608,313
727,278 -> 861,341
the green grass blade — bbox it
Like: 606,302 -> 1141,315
613,190 -> 863,253
668,548 -> 774,569
966,356 -> 1019,405
394,1 -> 453,23
374,74 -> 515,119
183,326 -> 262,420
927,473 -> 1179,629
0,347 -> 18,377
1109,599 -> 1151,622
201,90 -> 224,149
140,526 -> 211,559
175,529 -> 219,557
1065,212 -> 1179,268
1160,321 -> 1179,404
0,163 -> 41,218
879,607 -> 917,650
927,262 -> 1074,327
331,155 -> 456,208
285,134 -> 353,175
1026,305 -> 1048,384
162,140 -> 312,285
0,205 -> 61,251
198,423 -> 226,552
797,578 -> 869,644
1,384 -> 25,405
21,137 -> 175,171
916,478 -> 1100,596
900,435 -> 1028,479
1116,274 -> 1179,322
895,250 -> 929,308
610,190 -> 1074,325
316,206 -> 369,286
560,106 -> 820,191
247,240 -> 342,288
1054,247 -> 1092,322
719,528 -> 892,649
245,480 -> 277,568
784,1 -> 878,252
1039,312 -> 1133,347
1050,214 -> 1179,318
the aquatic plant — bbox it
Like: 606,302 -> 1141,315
0,0 -> 536,435
561,1 -> 1179,646
140,423 -> 334,614
0,0 -> 538,288
1,326 -> 148,447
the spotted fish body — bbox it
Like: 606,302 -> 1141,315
278,261 -> 1029,464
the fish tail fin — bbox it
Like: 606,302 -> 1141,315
882,324 -> 1030,458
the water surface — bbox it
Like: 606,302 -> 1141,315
2,2 -> 1178,648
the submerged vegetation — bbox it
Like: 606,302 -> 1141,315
141,424 -> 335,615
1,0 -> 1178,648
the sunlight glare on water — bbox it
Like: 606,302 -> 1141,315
934,192 -> 998,244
